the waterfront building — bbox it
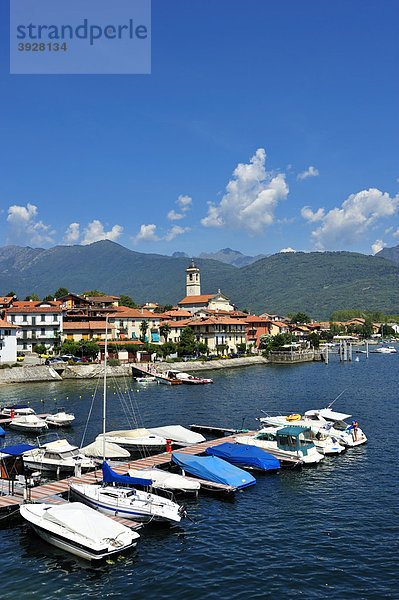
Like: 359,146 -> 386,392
7,300 -> 63,352
0,319 -> 18,363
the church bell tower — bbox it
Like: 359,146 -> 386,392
186,259 -> 201,296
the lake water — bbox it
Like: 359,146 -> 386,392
0,353 -> 397,600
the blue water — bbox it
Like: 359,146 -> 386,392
0,354 -> 398,600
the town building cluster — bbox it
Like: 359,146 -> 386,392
0,260 -> 396,364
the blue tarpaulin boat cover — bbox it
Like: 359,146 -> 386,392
172,452 -> 256,489
102,461 -> 152,487
0,427 -> 5,437
0,444 -> 37,455
205,442 -> 280,471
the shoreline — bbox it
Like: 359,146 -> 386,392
0,352 -> 323,385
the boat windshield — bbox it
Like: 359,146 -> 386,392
277,434 -> 298,449
255,432 -> 276,441
298,430 -> 314,447
333,420 -> 348,431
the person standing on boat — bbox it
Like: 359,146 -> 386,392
348,419 -> 359,442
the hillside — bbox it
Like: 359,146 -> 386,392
376,244 -> 399,264
0,241 -> 237,305
199,248 -> 268,267
1,243 -> 399,319
235,251 -> 399,318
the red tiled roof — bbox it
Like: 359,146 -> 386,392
85,296 -> 120,303
110,308 -> 158,318
0,297 -> 14,305
8,304 -> 62,313
178,294 -> 216,304
0,319 -> 18,328
163,310 -> 192,317
245,315 -> 269,323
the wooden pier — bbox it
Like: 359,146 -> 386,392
0,431 -> 254,519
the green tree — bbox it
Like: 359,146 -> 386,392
119,295 -> 138,309
42,295 -> 54,302
159,341 -> 178,357
139,320 -> 149,342
25,293 -> 40,301
60,340 -> 80,356
361,316 -> 374,339
79,340 -> 100,359
291,312 -> 310,324
160,323 -> 171,343
84,290 -> 105,297
33,343 -> 47,355
197,342 -> 209,356
54,287 -> 69,299
6,291 -> 17,299
307,332 -> 320,348
178,327 -> 196,356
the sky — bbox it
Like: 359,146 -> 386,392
0,0 -> 398,258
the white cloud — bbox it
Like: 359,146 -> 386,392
301,206 -> 325,223
167,194 -> 193,221
371,239 -> 386,255
392,228 -> 399,239
201,148 -> 289,235
303,188 -> 399,250
177,194 -> 192,210
297,166 -> 319,180
167,210 -> 185,221
63,222 -> 80,244
165,225 -> 191,242
81,220 -> 123,245
7,203 -> 55,246
133,224 -> 160,245
280,247 -> 296,253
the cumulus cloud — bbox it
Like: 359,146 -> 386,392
165,225 -> 191,242
81,220 -> 123,245
201,149 -> 289,235
301,206 -> 325,223
7,203 -> 55,246
297,166 -> 319,180
133,224 -> 160,245
63,222 -> 80,244
280,247 -> 296,253
167,194 -> 193,221
371,239 -> 386,255
302,188 -> 399,250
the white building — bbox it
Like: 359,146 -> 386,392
7,301 -> 63,352
0,319 -> 18,363
178,260 -> 235,314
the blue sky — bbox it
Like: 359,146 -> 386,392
1,0 -> 398,257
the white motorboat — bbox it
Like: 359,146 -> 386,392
96,428 -> 167,453
374,346 -> 397,354
148,425 -> 205,447
22,439 -> 96,474
165,370 -> 213,384
9,414 -> 48,434
127,467 -> 201,495
135,376 -> 157,383
20,502 -> 140,562
258,415 -> 345,455
0,404 -> 35,418
70,462 -> 186,523
236,425 -> 325,465
303,408 -> 367,447
45,409 -> 75,427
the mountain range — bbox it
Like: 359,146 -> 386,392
1,241 -> 399,319
172,248 -> 268,266
376,244 -> 399,264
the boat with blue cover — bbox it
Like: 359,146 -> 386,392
205,442 -> 280,472
172,452 -> 256,489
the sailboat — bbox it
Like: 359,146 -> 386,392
69,316 -> 186,524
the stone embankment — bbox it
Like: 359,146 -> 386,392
156,356 -> 269,372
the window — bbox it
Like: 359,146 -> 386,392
41,314 -> 46,322
10,315 -> 15,322
22,331 -> 27,339
5,330 -> 11,336
32,317 -> 36,326
41,328 -> 45,336
53,314 -> 58,322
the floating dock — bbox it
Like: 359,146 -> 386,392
0,431 -> 255,519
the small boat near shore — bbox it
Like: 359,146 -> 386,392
164,370 -> 213,385
9,414 -> 48,434
20,502 -> 140,562
45,409 -> 75,427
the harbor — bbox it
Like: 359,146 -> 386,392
0,351 -> 396,599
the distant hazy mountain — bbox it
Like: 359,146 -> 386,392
376,244 -> 399,263
199,248 -> 268,267
1,242 -> 399,318
171,251 -> 189,258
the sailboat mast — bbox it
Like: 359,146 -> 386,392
103,314 -> 109,462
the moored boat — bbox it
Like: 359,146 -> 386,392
45,409 -> 75,427
172,452 -> 256,489
148,425 -> 205,447
0,404 -> 35,418
22,438 -> 96,474
205,442 -> 280,472
96,428 -> 167,453
8,414 -> 48,434
20,502 -> 140,561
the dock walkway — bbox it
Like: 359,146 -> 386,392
0,432 -> 254,517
